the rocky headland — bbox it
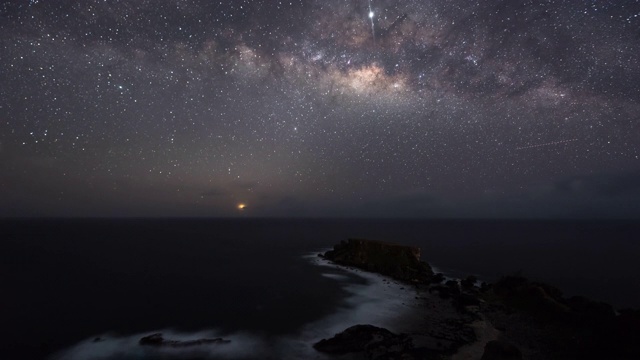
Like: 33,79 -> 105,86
321,238 -> 434,283
316,238 -> 640,360
138,333 -> 230,348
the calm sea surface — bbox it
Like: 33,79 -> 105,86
1,219 -> 639,359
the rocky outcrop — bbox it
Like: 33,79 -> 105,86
482,276 -> 640,359
323,239 -> 433,283
490,276 -> 571,319
313,324 -> 413,359
139,333 -> 230,348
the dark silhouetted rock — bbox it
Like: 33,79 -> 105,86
313,324 -> 413,359
616,308 -> 640,355
432,273 -> 446,283
491,276 -> 570,318
445,279 -> 461,295
458,293 -> 481,307
567,296 -> 616,323
461,275 -> 478,289
324,239 -> 433,283
430,284 -> 453,299
139,333 -> 230,348
484,275 -> 640,359
481,340 -> 522,360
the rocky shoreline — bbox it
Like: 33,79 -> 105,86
50,238 -> 639,360
315,238 -> 640,360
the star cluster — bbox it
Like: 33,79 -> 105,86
1,0 -> 639,217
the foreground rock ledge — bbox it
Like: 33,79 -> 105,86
322,238 -> 434,283
314,325 -> 413,358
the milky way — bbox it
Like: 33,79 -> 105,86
1,0 -> 639,217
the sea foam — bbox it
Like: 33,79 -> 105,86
52,249 -> 423,360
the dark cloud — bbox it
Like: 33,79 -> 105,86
457,170 -> 640,219
264,196 -> 312,216
356,193 -> 445,218
555,171 -> 640,198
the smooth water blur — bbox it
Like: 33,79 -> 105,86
0,219 -> 351,359
1,218 -> 639,359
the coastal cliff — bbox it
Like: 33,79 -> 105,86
322,238 -> 434,283
316,238 -> 476,359
316,239 -> 640,360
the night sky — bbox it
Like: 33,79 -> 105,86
1,0 -> 639,218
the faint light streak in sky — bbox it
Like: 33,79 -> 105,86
516,138 -> 578,150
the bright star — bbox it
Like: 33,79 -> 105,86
369,11 -> 374,18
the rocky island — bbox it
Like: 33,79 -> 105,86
316,238 -> 640,360
138,333 -> 230,348
321,238 -> 434,283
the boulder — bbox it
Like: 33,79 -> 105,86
461,275 -> 478,289
567,296 -> 616,323
480,340 -> 522,360
323,239 -> 433,283
491,276 -> 570,318
430,285 -> 453,299
445,279 -> 461,293
432,273 -> 446,284
458,293 -> 481,307
313,324 -> 413,359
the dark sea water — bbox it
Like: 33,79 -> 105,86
1,219 -> 639,360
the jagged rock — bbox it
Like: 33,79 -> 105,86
616,308 -> 640,355
480,340 -> 522,360
485,276 -> 640,359
491,276 -> 570,318
458,293 -> 481,307
461,275 -> 478,289
139,333 -> 230,348
432,273 -> 446,283
445,280 -> 461,294
323,239 -> 433,283
429,284 -> 453,299
567,296 -> 615,323
313,324 -> 413,359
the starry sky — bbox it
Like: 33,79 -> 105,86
1,0 -> 639,218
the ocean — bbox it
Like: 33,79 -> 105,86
1,219 -> 639,359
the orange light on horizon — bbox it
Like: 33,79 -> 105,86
237,203 -> 247,210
